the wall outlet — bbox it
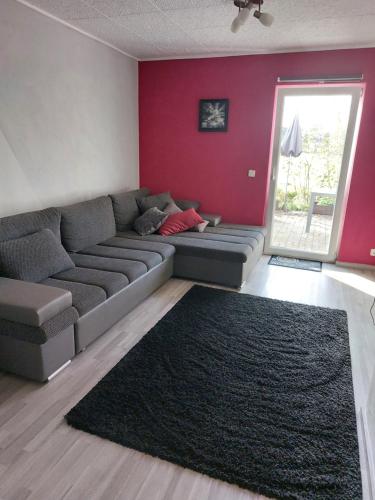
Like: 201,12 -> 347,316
370,249 -> 375,257
248,169 -> 256,178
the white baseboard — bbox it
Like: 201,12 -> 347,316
336,261 -> 375,271
359,407 -> 375,499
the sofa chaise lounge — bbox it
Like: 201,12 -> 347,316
0,188 -> 265,381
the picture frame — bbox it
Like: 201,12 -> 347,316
199,99 -> 229,132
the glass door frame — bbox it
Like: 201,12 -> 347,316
264,84 -> 364,263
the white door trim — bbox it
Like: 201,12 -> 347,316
264,85 -> 364,262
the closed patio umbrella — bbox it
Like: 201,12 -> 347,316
280,115 -> 303,211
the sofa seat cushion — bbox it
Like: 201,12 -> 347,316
84,237 -> 175,272
103,236 -> 175,260
155,228 -> 260,249
51,268 -> 128,298
70,254 -> 147,283
117,231 -> 252,263
80,245 -> 161,271
41,279 -> 106,316
203,227 -> 265,246
217,223 -> 267,237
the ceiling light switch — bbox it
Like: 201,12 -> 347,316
248,169 -> 256,178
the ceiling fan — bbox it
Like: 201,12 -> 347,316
231,0 -> 274,33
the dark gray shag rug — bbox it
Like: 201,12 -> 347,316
66,286 -> 361,500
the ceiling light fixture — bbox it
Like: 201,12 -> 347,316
231,0 -> 274,33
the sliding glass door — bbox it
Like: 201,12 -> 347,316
265,85 -> 363,262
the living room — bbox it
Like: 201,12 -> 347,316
0,1 -> 374,499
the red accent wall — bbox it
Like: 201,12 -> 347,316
139,49 -> 375,265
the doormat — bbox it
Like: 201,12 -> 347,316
269,255 -> 322,272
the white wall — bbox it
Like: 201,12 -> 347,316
0,0 -> 139,217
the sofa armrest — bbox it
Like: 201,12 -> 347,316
0,278 -> 72,327
199,213 -> 222,227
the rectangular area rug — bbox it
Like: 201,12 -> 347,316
66,286 -> 361,500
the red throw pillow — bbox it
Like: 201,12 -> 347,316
158,208 -> 204,236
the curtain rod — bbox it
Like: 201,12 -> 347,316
277,74 -> 364,84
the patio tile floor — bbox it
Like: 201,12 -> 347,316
271,210 -> 333,255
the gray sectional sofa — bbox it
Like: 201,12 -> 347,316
0,188 -> 265,382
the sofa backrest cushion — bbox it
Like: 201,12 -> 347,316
175,199 -> 200,211
59,196 -> 116,252
138,192 -> 174,214
0,229 -> 75,282
0,207 -> 61,243
110,188 -> 150,231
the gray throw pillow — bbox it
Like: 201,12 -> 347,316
199,213 -> 222,227
133,208 -> 168,236
164,202 -> 182,216
0,229 -> 75,282
138,192 -> 174,213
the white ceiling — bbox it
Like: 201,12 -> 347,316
18,0 -> 375,60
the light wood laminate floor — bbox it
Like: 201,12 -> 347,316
0,256 -> 374,500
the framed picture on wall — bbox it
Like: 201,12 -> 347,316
199,99 -> 229,132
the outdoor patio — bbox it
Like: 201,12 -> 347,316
271,210 -> 333,254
